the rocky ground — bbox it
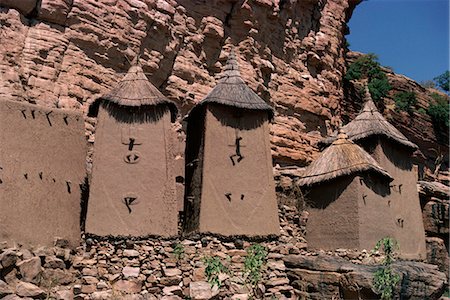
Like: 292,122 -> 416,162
0,197 -> 448,300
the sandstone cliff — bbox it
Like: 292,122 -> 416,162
0,0 -> 360,166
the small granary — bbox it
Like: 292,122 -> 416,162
320,86 -> 427,259
184,50 -> 279,237
86,61 -> 178,237
298,130 -> 395,252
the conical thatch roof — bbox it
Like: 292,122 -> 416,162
88,62 -> 177,120
320,86 -> 417,150
298,130 -> 393,187
187,50 -> 274,119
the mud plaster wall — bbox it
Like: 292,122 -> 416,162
194,104 -> 279,236
85,104 -> 177,237
0,99 -> 86,247
357,173 -> 395,251
305,176 -> 359,250
366,138 -> 427,260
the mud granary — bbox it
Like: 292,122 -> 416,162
183,51 -> 280,237
0,100 -> 86,247
298,130 -> 394,252
86,62 -> 179,237
320,87 -> 427,259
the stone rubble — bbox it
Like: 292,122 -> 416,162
0,202 -> 447,299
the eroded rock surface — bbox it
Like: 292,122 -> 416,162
0,0 -> 361,166
284,254 -> 448,300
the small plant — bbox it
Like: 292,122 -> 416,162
372,237 -> 401,300
243,244 -> 268,289
203,256 -> 228,288
345,53 -> 392,104
173,243 -> 185,261
394,91 -> 417,114
417,108 -> 426,114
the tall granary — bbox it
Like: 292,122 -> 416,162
298,130 -> 394,251
0,100 -> 86,248
320,86 -> 427,259
183,50 -> 279,237
86,62 -> 178,237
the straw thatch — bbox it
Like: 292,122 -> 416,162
297,130 -> 393,187
187,50 -> 274,120
320,86 -> 417,150
88,63 -> 177,120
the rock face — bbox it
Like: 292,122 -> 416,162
284,254 -> 447,300
0,0 -> 360,166
418,181 -> 450,278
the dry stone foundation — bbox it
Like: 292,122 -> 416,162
0,99 -> 86,248
0,205 -> 447,300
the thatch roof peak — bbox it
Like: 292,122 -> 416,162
187,49 -> 274,120
221,50 -> 240,77
298,131 -> 393,187
319,85 -> 417,150
88,61 -> 178,120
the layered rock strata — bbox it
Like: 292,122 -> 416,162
0,0 -> 360,166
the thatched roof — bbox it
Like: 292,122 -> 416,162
298,130 -> 393,187
88,62 -> 177,120
320,86 -> 417,150
187,50 -> 274,120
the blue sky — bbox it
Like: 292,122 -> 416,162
347,0 -> 449,83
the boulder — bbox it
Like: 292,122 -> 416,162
17,257 -> 42,282
15,281 -> 45,298
284,254 -> 448,300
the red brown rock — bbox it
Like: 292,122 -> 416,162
15,281 -> 45,298
17,257 -> 42,283
0,0 -> 360,166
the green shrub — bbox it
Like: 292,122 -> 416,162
203,256 -> 228,288
368,77 -> 392,103
345,54 -> 391,103
427,93 -> 449,128
372,237 -> 401,300
173,243 -> 184,261
433,71 -> 449,92
394,91 -> 417,114
243,244 -> 268,287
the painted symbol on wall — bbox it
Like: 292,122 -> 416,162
229,131 -> 246,166
123,194 -> 139,213
124,151 -> 141,164
121,126 -> 142,146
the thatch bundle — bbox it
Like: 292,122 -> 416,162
89,63 -> 177,120
320,86 -> 417,150
187,50 -> 274,119
297,130 -> 393,187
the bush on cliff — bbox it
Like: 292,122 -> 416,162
427,93 -> 449,128
345,54 -> 392,103
433,70 -> 449,93
394,91 -> 417,114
